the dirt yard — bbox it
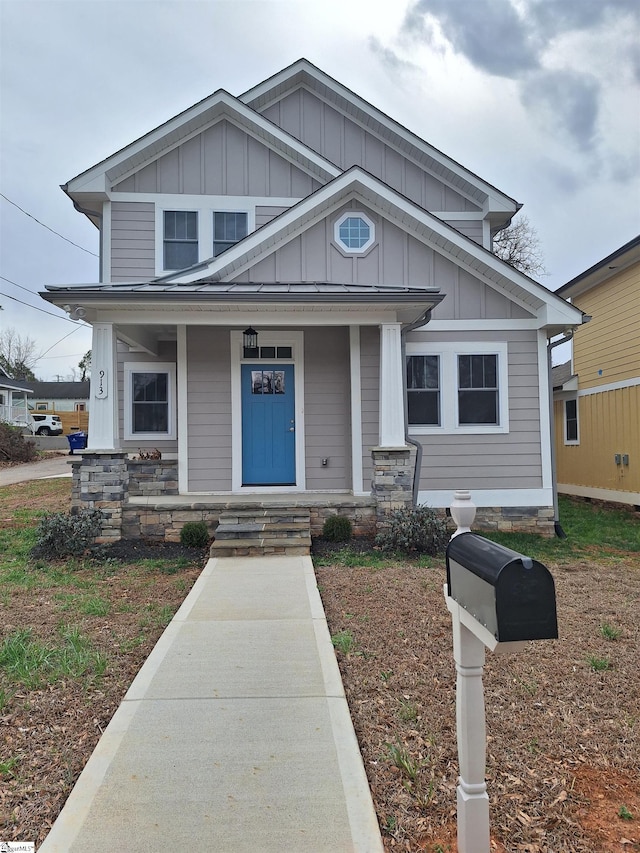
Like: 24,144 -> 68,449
317,551 -> 640,851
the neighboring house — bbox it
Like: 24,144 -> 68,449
0,372 -> 33,425
40,59 -> 582,544
23,381 -> 90,434
26,381 -> 90,414
553,235 -> 640,507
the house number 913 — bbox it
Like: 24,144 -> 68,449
96,369 -> 108,399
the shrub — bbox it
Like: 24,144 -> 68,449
0,422 -> 37,463
322,514 -> 353,542
375,505 -> 448,555
31,509 -> 103,560
180,521 -> 210,548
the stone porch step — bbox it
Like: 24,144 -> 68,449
211,508 -> 311,557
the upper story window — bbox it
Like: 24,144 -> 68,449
163,211 -> 198,270
214,211 -> 248,256
334,212 -> 375,253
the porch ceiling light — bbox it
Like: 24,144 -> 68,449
243,326 -> 258,358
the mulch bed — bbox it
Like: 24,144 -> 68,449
317,552 -> 640,852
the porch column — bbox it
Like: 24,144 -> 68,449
378,322 -> 406,448
349,325 -> 365,495
88,323 -> 118,450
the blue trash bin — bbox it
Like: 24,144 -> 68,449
67,431 -> 87,454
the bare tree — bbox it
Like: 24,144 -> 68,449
0,327 -> 40,380
78,350 -> 92,381
493,214 -> 547,278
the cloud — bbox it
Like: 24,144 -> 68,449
368,36 -> 420,73
398,0 -> 638,153
403,0 -> 539,78
521,69 -> 600,150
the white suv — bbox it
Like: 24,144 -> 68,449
10,413 -> 64,436
29,414 -> 64,436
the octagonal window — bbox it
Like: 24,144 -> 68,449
334,212 -> 375,253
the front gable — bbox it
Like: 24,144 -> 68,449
229,200 -> 533,322
156,168 -> 577,330
111,118 -> 323,199
241,59 -> 518,231
257,86 -> 482,215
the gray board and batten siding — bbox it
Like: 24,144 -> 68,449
258,87 -> 482,214
112,120 -> 323,199
407,330 -> 543,491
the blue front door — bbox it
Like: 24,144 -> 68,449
241,364 -> 296,485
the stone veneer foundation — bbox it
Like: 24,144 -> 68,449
71,451 -> 555,542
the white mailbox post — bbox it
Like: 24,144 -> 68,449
445,493 -> 558,853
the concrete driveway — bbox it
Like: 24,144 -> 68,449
0,454 -> 73,486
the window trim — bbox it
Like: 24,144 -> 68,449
163,209 -> 199,271
563,396 -> 579,445
333,211 -> 375,254
213,210 -> 249,257
124,362 -> 176,441
154,198 -> 254,275
406,341 -> 509,435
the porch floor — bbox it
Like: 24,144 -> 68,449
127,492 -> 376,510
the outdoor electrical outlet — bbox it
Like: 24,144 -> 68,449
322,458 -> 328,467
622,454 -> 630,466
614,454 -> 622,465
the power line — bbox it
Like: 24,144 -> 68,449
38,325 -> 85,360
0,286 -> 88,324
0,273 -> 42,296
0,192 -> 99,257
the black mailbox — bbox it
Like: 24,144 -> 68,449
446,533 -> 558,643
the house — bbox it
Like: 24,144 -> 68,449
23,381 -> 90,434
40,59 -> 583,546
0,372 -> 33,425
553,235 -> 640,507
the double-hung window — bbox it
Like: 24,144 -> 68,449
458,354 -> 498,425
213,211 -> 248,256
406,342 -> 508,434
407,355 -> 440,425
163,211 -> 198,270
124,363 -> 176,440
564,398 -> 579,444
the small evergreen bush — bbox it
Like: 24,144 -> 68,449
0,422 -> 37,463
322,514 -> 353,542
375,505 -> 448,555
180,521 -> 210,548
32,509 -> 103,560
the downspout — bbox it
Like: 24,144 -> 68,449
547,331 -> 574,538
401,309 -> 433,507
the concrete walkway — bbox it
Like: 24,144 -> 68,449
0,454 -> 72,486
40,555 -> 383,852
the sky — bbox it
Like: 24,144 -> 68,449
1,0 -> 638,380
